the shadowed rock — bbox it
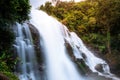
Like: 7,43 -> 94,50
95,64 -> 104,72
0,73 -> 9,80
81,52 -> 87,60
64,39 -> 76,61
76,58 -> 92,75
28,22 -> 44,64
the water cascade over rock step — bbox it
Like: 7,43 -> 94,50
14,6 -> 120,80
28,23 -> 44,64
14,23 -> 43,80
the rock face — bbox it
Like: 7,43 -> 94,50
0,73 -> 9,80
95,64 -> 104,72
28,22 -> 44,64
64,40 -> 75,61
64,39 -> 91,75
28,22 -> 46,79
86,72 -> 112,80
76,58 -> 92,75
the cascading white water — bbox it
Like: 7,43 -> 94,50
14,23 -> 40,80
13,0 -> 120,80
30,9 -> 85,80
30,8 -> 120,80
62,26 -> 119,79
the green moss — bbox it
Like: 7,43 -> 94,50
0,62 -> 19,80
1,72 -> 19,80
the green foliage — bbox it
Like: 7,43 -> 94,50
0,52 -> 18,70
96,0 -> 120,34
40,1 -> 98,34
40,0 -> 120,73
4,72 -> 19,80
40,0 -> 120,53
0,0 -> 30,79
0,62 -> 10,72
0,0 -> 31,27
0,71 -> 19,80
0,27 -> 15,52
0,27 -> 16,70
96,0 -> 120,54
40,2 -> 55,15
0,58 -> 19,80
82,33 -> 106,52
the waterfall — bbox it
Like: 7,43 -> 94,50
30,8 -> 119,80
14,23 -> 40,80
30,9 -> 85,80
13,0 -> 120,80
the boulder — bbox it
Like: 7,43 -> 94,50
95,64 -> 104,72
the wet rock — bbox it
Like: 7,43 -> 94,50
0,73 -> 9,80
28,22 -> 44,64
110,65 -> 120,77
64,39 -> 75,61
76,59 -> 87,68
76,58 -> 92,75
95,64 -> 104,72
86,72 -> 112,80
38,63 -> 46,72
64,39 -> 92,75
81,52 -> 87,60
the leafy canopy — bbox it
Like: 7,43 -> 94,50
0,0 -> 31,27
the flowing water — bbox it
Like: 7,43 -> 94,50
14,23 -> 40,80
14,0 -> 120,80
30,8 -> 85,80
29,8 -> 119,80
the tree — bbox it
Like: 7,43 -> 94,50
0,0 -> 31,51
0,0 -> 30,27
96,0 -> 120,54
40,2 -> 54,15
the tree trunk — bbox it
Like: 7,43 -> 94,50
107,26 -> 111,54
